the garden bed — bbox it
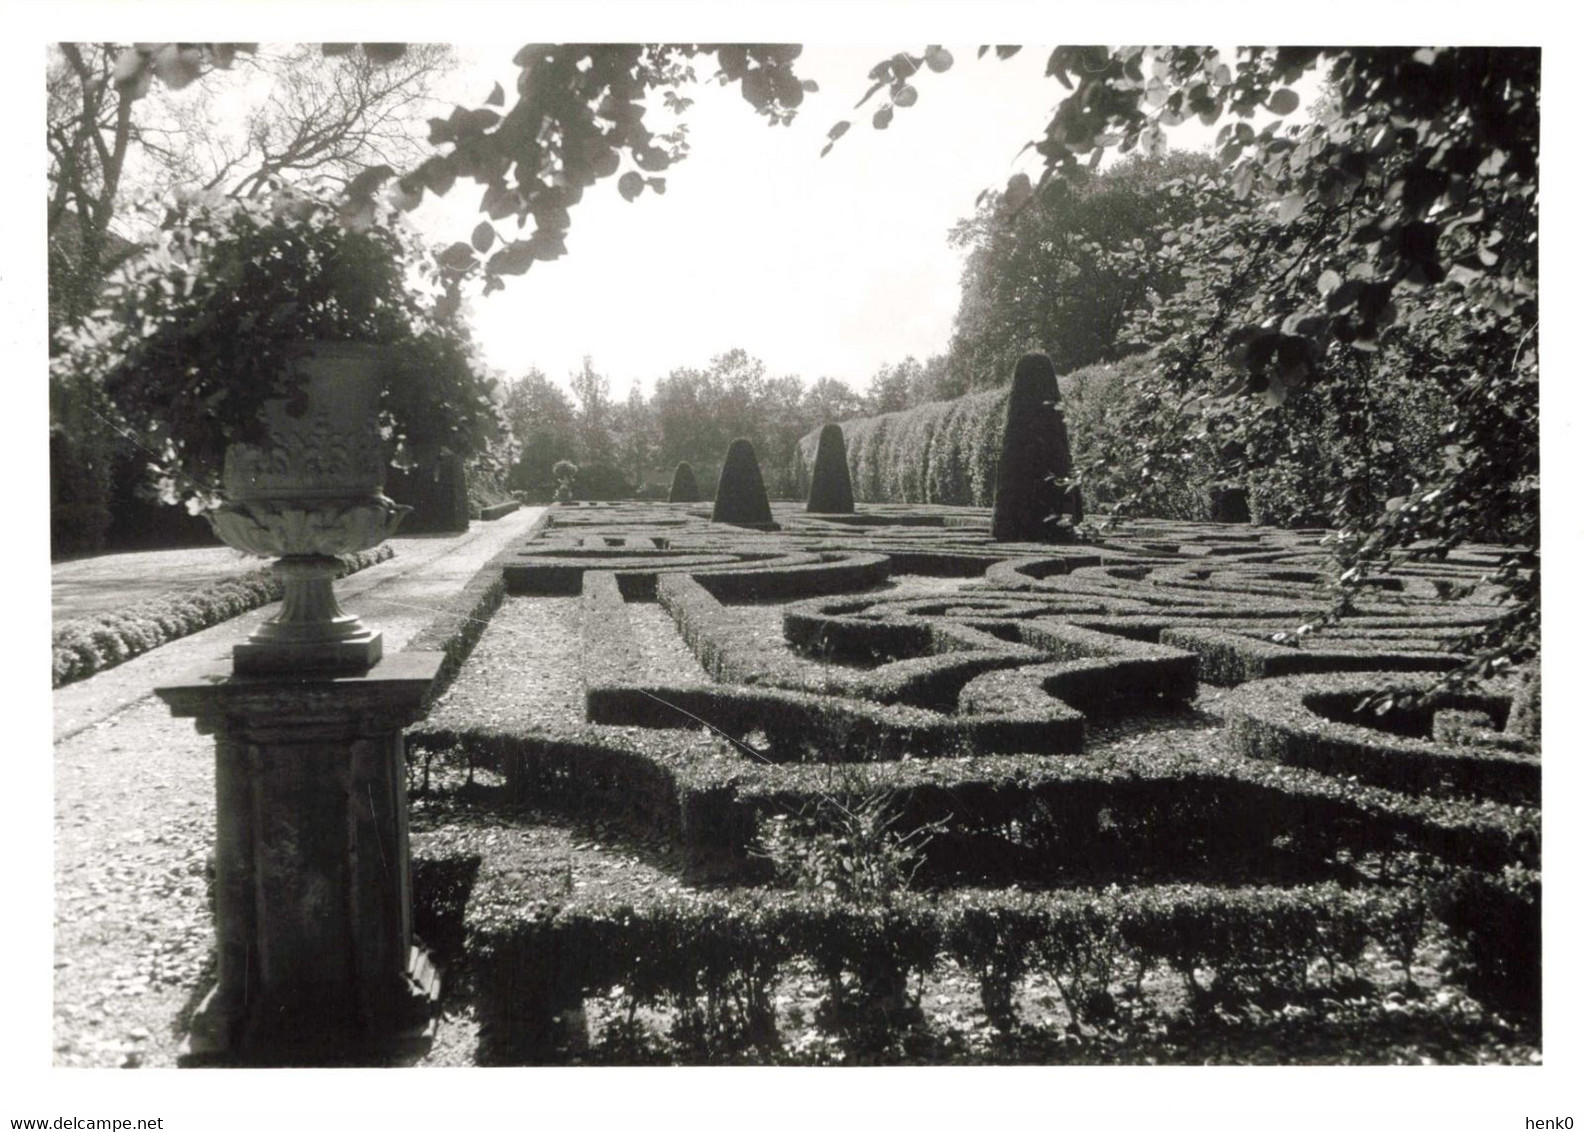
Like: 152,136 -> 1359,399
395,502 -> 1537,1064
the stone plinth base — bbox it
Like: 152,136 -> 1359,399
157,652 -> 444,1066
232,626 -> 383,675
181,945 -> 440,1067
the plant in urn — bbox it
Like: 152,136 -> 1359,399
64,185 -> 510,674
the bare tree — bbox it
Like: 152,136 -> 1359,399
146,43 -> 456,199
47,44 -> 144,329
46,42 -> 458,330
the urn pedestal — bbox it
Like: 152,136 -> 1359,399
160,341 -> 439,1065
156,654 -> 444,1065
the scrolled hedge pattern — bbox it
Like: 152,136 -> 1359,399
1220,671 -> 1538,804
404,500 -> 1538,1061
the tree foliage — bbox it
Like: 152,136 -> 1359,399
501,367 -> 577,494
48,43 -> 456,332
946,150 -> 1222,389
53,188 -> 508,510
833,45 -> 1538,676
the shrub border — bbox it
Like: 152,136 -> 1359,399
52,544 -> 393,687
452,869 -> 1520,1062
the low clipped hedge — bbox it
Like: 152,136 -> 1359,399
477,499 -> 521,521
593,573 -> 1083,760
502,544 -> 885,601
455,874 -> 1495,1061
428,691 -> 1538,880
1164,626 -> 1464,687
52,544 -> 393,687
1220,671 -> 1539,804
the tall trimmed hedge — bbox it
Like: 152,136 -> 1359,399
790,354 -> 1166,511
791,386 -> 1010,507
991,353 -> 1079,541
668,461 -> 702,504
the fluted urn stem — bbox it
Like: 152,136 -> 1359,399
233,556 -> 383,675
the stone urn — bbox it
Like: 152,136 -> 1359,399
207,341 -> 409,675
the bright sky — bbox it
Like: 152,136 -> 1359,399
416,45 -> 1237,399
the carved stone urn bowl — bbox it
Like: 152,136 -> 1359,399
207,341 -> 409,675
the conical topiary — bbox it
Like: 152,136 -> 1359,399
1209,485 -> 1251,523
805,424 -> 855,513
668,460 -> 701,504
711,438 -> 778,529
991,352 -> 1082,542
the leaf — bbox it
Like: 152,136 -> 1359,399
1317,269 -> 1343,296
589,148 -> 620,178
487,241 -> 535,276
152,45 -> 203,90
529,231 -> 568,261
387,179 -> 423,211
994,46 -> 1022,60
418,157 -> 456,197
485,185 -> 521,221
890,52 -> 922,79
1231,162 -> 1256,200
828,120 -> 851,141
1267,88 -> 1300,115
873,104 -> 894,130
925,46 -> 954,73
472,222 -> 496,253
1003,172 -> 1033,210
894,84 -> 918,108
360,43 -> 408,65
438,242 -> 477,270
854,80 -> 887,109
345,164 -> 395,199
633,146 -> 671,172
617,171 -> 645,201
647,177 -> 667,195
1277,193 -> 1307,223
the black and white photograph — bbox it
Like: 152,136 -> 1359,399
15,2 -> 1573,1128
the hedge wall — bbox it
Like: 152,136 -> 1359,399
789,355 -> 1161,510
791,387 -> 1010,507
